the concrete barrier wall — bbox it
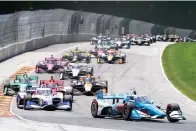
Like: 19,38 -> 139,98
0,9 -> 195,63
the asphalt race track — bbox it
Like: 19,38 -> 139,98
12,42 -> 196,131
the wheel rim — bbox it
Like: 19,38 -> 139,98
91,102 -> 97,116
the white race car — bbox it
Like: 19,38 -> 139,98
18,88 -> 73,111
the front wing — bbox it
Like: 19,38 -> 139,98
25,100 -> 71,110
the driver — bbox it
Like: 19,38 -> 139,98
75,47 -> 79,51
85,73 -> 93,83
49,76 -> 55,82
23,72 -> 28,78
51,54 -> 54,59
41,84 -> 45,88
40,81 -> 45,88
130,87 -> 137,95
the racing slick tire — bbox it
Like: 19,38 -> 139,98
90,68 -> 94,75
65,88 -> 74,101
59,72 -> 64,80
147,42 -> 150,46
23,94 -> 32,110
60,72 -> 69,80
3,86 -> 9,96
122,102 -> 136,120
63,95 -> 72,111
35,66 -> 40,73
166,103 -> 181,123
97,58 -> 101,64
97,58 -> 100,64
91,99 -> 105,118
16,94 -> 23,109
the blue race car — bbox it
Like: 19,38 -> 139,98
91,90 -> 186,123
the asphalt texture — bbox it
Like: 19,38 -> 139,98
11,42 -> 196,131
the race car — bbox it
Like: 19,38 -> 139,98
59,63 -> 93,80
132,36 -> 151,46
163,34 -> 181,42
156,35 -> 164,41
39,76 -> 73,96
101,40 -> 118,50
62,50 -> 91,63
35,57 -> 65,73
91,90 -> 186,123
114,37 -> 131,49
89,48 -> 107,58
97,49 -> 126,64
90,35 -> 104,45
70,74 -> 108,95
20,88 -> 73,111
3,75 -> 39,96
143,34 -> 156,43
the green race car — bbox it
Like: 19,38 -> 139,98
100,40 -> 118,50
3,75 -> 39,96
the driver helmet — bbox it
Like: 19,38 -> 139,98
130,87 -> 137,95
51,54 -> 54,58
86,73 -> 91,78
75,47 -> 79,51
23,72 -> 28,78
50,76 -> 55,82
41,84 -> 45,88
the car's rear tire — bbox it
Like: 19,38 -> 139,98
65,88 -> 73,101
3,86 -> 8,96
23,94 -> 32,110
166,103 -> 181,123
35,67 -> 40,73
64,95 -> 73,111
122,102 -> 136,120
16,94 -> 23,109
91,99 -> 105,118
59,73 -> 64,80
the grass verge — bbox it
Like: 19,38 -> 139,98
162,42 -> 196,101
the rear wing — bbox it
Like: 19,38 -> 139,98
96,90 -> 130,99
79,76 -> 98,79
15,75 -> 24,80
39,80 -> 64,86
70,49 -> 86,53
45,58 -> 62,61
29,76 -> 38,82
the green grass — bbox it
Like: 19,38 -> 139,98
162,42 -> 196,101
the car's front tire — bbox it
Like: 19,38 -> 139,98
166,103 -> 181,123
122,102 -> 136,120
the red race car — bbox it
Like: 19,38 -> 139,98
39,76 -> 73,97
35,55 -> 68,73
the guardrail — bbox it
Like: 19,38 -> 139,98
0,9 -> 195,62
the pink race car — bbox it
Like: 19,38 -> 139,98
35,57 -> 68,73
